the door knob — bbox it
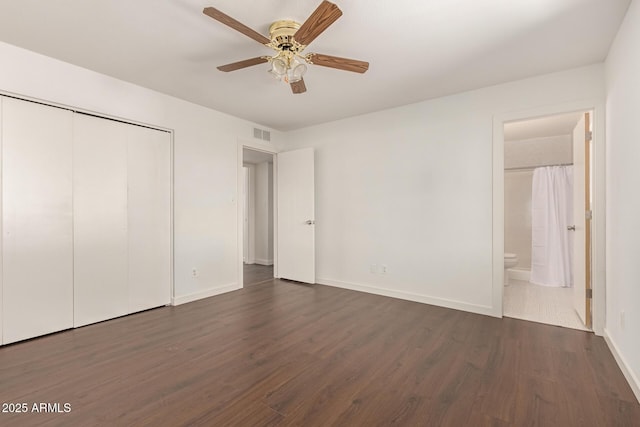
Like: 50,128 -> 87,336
305,220 -> 315,225
567,225 -> 576,231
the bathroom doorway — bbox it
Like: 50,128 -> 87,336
502,111 -> 593,331
242,147 -> 275,286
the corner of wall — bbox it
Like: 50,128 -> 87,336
604,329 -> 640,404
172,282 -> 240,306
317,278 -> 498,318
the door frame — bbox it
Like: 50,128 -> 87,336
237,139 -> 278,288
492,99 -> 606,335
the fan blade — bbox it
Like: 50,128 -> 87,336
217,57 -> 268,72
308,53 -> 369,73
290,79 -> 307,94
203,7 -> 270,45
294,1 -> 343,46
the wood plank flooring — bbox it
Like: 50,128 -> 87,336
244,263 -> 274,286
0,279 -> 638,426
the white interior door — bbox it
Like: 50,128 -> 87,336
73,114 -> 129,327
2,98 -> 74,343
0,97 -> 3,344
127,125 -> 171,313
277,148 -> 315,284
572,113 -> 590,327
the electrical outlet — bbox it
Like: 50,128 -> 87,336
370,264 -> 377,274
380,265 -> 387,274
620,311 -> 625,330
192,268 -> 198,278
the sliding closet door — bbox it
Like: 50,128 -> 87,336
73,115 -> 129,327
0,97 -> 3,344
2,98 -> 74,343
127,125 -> 171,312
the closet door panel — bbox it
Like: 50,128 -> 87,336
2,98 -> 74,343
0,97 -> 3,344
127,126 -> 171,312
73,115 -> 128,327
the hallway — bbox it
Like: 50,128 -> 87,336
244,263 -> 274,286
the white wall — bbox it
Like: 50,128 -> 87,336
504,135 -> 573,169
285,64 -> 604,316
242,166 -> 250,263
0,41 -> 281,304
241,161 -> 273,266
605,0 -> 640,401
242,163 -> 256,265
254,161 -> 274,265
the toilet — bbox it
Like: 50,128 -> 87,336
504,253 -> 519,286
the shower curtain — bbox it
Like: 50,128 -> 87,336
530,165 -> 573,287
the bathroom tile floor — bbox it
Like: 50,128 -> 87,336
504,279 -> 589,331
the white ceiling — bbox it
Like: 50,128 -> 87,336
0,0 -> 630,131
504,112 -> 584,142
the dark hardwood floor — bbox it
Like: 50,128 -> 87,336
1,280 -> 638,426
244,263 -> 274,286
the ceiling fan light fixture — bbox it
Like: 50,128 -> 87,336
267,69 -> 282,80
271,58 -> 287,76
288,62 -> 307,83
204,1 -> 368,94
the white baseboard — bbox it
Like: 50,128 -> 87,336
255,259 -> 274,266
171,283 -> 240,306
317,278 -> 496,317
508,268 -> 531,282
604,328 -> 640,404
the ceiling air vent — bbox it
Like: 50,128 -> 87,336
253,127 -> 271,142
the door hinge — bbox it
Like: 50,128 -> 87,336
586,289 -> 593,299
585,210 -> 593,220
586,131 -> 593,141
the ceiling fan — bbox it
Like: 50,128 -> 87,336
203,1 -> 369,94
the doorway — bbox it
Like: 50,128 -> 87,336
502,111 -> 592,331
242,147 -> 275,286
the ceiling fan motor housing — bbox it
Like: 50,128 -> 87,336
269,20 -> 304,52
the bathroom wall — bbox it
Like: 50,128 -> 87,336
504,135 -> 573,271
504,170 -> 534,269
504,135 -> 573,169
